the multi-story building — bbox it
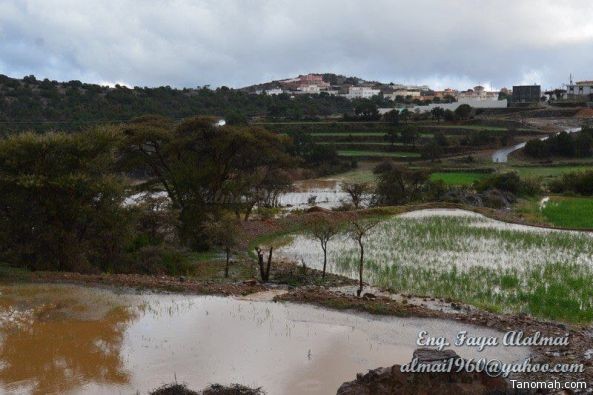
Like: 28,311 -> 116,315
567,81 -> 593,99
344,86 -> 381,99
512,85 -> 541,103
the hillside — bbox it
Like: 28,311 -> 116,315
0,74 -> 354,132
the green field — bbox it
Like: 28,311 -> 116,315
512,165 -> 593,179
337,150 -> 421,158
541,197 -> 593,229
429,172 -> 488,185
275,212 -> 593,322
310,132 -> 388,137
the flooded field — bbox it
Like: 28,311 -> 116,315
0,283 -> 528,394
278,179 -> 350,210
276,209 -> 593,322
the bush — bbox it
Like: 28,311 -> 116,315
550,171 -> 593,195
124,245 -> 192,276
475,172 -> 540,196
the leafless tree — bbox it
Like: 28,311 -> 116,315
342,182 -> 372,209
348,215 -> 379,297
255,246 -> 273,282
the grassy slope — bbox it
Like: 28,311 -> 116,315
337,150 -> 420,158
541,196 -> 593,229
429,172 -> 488,185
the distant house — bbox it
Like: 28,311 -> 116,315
344,86 -> 381,99
567,81 -> 593,99
512,85 -> 541,103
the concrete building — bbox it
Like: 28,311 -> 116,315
512,85 -> 541,103
344,86 -> 381,99
567,81 -> 593,99
263,88 -> 284,95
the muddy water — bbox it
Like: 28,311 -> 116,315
0,283 -> 529,395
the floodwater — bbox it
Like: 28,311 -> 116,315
0,283 -> 529,395
278,179 -> 350,210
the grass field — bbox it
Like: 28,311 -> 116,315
310,132 -> 388,137
429,172 -> 488,185
275,210 -> 593,322
511,165 -> 593,179
541,197 -> 593,229
337,150 -> 421,158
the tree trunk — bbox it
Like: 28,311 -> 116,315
322,243 -> 327,279
357,239 -> 364,297
225,247 -> 230,278
265,247 -> 273,281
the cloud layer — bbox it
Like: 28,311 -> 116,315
1,0 -> 592,89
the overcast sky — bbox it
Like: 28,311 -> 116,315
1,0 -> 592,90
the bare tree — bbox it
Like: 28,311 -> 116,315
255,246 -> 273,282
342,182 -> 372,209
348,215 -> 379,297
305,213 -> 341,279
203,216 -> 240,278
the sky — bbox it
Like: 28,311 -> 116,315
1,0 -> 593,91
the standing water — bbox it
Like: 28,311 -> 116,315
0,283 -> 529,394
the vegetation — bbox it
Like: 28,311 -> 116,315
524,128 -> 593,159
429,172 -> 488,185
277,213 -> 593,322
541,197 -> 593,229
0,74 -> 355,133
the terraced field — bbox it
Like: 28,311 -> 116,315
276,209 -> 593,322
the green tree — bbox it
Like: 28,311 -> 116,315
454,104 -> 472,120
431,107 -> 445,123
0,128 -> 129,271
120,116 -> 293,248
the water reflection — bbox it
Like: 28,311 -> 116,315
0,284 -> 135,394
0,284 -> 530,395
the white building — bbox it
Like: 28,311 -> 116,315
264,88 -> 284,96
567,81 -> 593,98
299,85 -> 321,94
344,86 -> 381,99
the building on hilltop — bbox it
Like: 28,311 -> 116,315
344,86 -> 381,99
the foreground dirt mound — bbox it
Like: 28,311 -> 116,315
337,349 -> 513,395
575,108 -> 593,118
150,383 -> 264,395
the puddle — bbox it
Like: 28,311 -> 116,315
0,283 -> 529,395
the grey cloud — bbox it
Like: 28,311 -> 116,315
1,0 -> 592,89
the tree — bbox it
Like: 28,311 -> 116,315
374,166 -> 429,205
203,216 -> 241,278
342,182 -> 372,209
431,107 -> 445,123
305,213 -> 341,279
383,129 -> 399,150
383,109 -> 400,125
347,215 -> 379,297
454,104 -> 472,120
0,128 -> 130,272
120,116 -> 293,248
399,109 -> 411,124
400,126 -> 419,147
420,142 -> 443,162
255,246 -> 273,282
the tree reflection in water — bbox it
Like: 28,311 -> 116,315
0,285 -> 136,395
